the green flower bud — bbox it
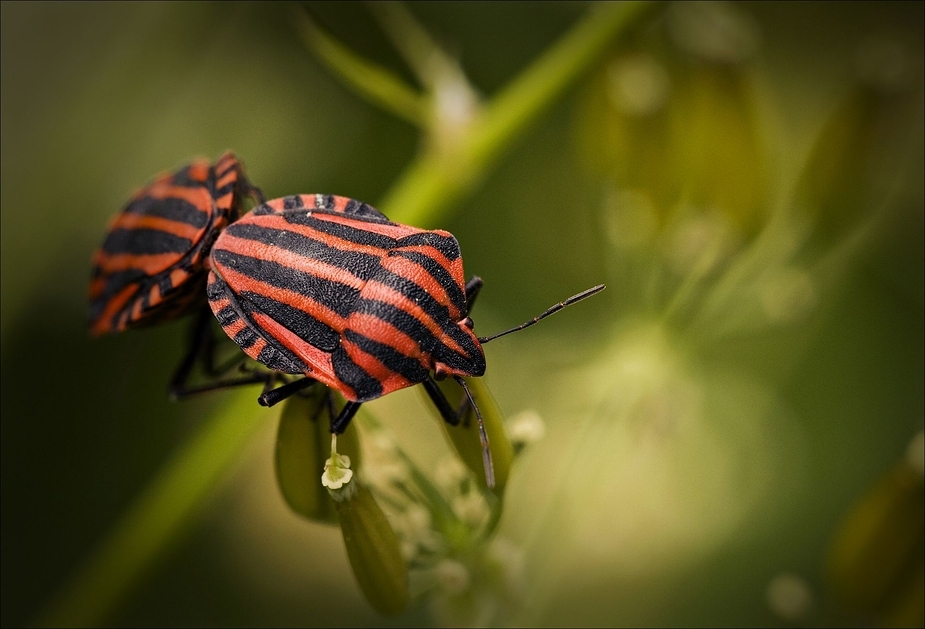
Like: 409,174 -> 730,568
335,483 -> 410,615
431,377 -> 513,495
826,440 -> 925,627
576,17 -> 768,241
275,390 -> 361,524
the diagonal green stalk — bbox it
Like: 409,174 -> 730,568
294,9 -> 429,127
365,1 -> 455,90
37,3 -> 654,626
381,1 -> 655,227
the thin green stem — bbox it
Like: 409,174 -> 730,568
36,390 -> 269,627
294,9 -> 429,127
381,1 -> 655,227
365,1 -> 453,90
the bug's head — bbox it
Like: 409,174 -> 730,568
431,316 -> 486,380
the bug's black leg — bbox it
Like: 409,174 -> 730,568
245,181 -> 266,205
258,377 -> 316,407
197,313 -> 251,377
421,376 -> 462,426
422,375 -> 497,488
207,351 -> 251,378
169,372 -> 273,398
464,276 -> 483,315
168,306 -> 213,397
330,401 -> 362,434
169,306 -> 276,399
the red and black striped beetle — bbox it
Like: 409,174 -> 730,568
89,151 -> 262,335
207,193 -> 604,485
89,152 -> 266,395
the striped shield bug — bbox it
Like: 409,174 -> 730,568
206,194 -> 604,486
89,152 -> 270,395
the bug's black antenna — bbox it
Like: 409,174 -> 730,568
477,284 -> 605,345
454,375 -> 495,489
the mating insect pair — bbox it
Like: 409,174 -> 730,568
89,153 -> 604,486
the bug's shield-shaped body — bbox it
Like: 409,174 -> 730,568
207,194 -> 485,403
89,152 -> 251,335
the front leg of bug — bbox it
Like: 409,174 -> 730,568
330,401 -> 363,434
258,376 -> 316,407
421,376 -> 463,427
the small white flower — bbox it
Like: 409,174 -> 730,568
508,410 -> 546,449
452,491 -> 488,527
360,461 -> 407,491
766,573 -> 814,622
666,1 -> 761,65
321,452 -> 353,490
435,559 -> 471,596
434,456 -> 470,491
392,504 -> 445,562
760,267 -> 816,324
368,431 -> 397,454
606,54 -> 671,116
395,504 -> 432,536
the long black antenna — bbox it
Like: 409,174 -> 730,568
477,284 -> 605,344
454,375 -> 495,489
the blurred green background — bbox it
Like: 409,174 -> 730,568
2,2 -> 922,626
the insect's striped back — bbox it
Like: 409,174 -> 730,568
208,195 -> 485,402
89,153 -> 250,335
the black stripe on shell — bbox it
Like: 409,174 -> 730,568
101,228 -> 192,256
396,231 -> 460,261
170,165 -> 209,187
279,212 -> 398,250
213,305 -> 238,327
342,198 -> 389,222
238,290 -> 341,352
211,247 -> 363,319
123,196 -> 210,228
354,299 -> 436,355
283,195 -> 305,210
371,270 -> 456,336
344,328 -> 428,385
388,249 -> 466,315
233,325 -> 261,350
207,272 -> 307,375
332,343 -> 383,402
221,222 -> 383,280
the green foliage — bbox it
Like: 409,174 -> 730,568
335,483 -> 410,615
276,391 -> 362,525
2,2 -> 922,627
434,377 -> 514,496
827,450 -> 925,626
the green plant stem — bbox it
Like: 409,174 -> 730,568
38,3 -> 654,625
37,390 -> 269,627
381,1 -> 654,226
294,9 -> 429,127
365,1 -> 451,90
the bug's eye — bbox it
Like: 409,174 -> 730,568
461,317 -> 474,329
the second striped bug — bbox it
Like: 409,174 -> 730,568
88,152 -> 273,397
206,194 -> 604,486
